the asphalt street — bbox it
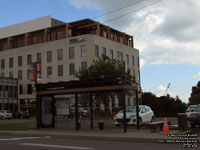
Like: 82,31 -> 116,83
0,135 -> 182,150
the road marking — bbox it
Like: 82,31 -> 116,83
20,143 -> 93,150
0,137 -> 41,141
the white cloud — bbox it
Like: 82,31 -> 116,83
69,0 -> 200,66
140,58 -> 145,69
156,84 -> 175,97
193,72 -> 200,79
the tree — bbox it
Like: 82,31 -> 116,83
75,54 -> 135,116
142,92 -> 160,113
142,92 -> 187,117
75,54 -> 135,81
189,81 -> 200,105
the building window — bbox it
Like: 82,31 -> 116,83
132,56 -> 135,66
56,31 -> 62,40
102,47 -> 106,55
9,40 -> 13,49
81,45 -> 87,58
1,59 -> 5,69
126,54 -> 129,65
137,57 -> 140,68
117,51 -> 123,62
27,69 -> 30,80
103,31 -> 107,38
47,66 -> 52,78
9,72 -> 13,78
37,53 -> 41,63
47,51 -> 52,62
138,70 -> 140,81
27,36 -> 31,45
9,57 -> 13,68
17,38 -> 24,47
38,35 -> 43,43
69,63 -> 75,75
18,70 -> 22,80
27,84 -> 32,94
27,54 -> 32,65
0,43 -> 2,51
111,33 -> 114,41
18,56 -> 23,66
58,65 -> 63,77
110,49 -> 113,59
57,49 -> 63,61
81,62 -> 87,70
117,36 -> 121,43
47,33 -> 51,41
95,45 -> 99,57
19,85 -> 23,95
1,73 -> 5,77
69,47 -> 74,59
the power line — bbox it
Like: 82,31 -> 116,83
103,0 -> 162,24
92,0 -> 149,20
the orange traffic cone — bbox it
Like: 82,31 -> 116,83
163,117 -> 169,134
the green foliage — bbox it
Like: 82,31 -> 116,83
189,94 -> 200,105
189,81 -> 200,105
142,92 -> 187,117
142,92 -> 161,113
75,54 -> 135,81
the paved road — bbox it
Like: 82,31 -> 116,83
0,135 -> 183,150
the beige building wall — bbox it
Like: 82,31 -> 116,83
0,34 -> 140,100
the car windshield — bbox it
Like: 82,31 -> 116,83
188,105 -> 197,110
194,105 -> 200,112
120,106 -> 141,113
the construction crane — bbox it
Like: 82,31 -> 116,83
164,83 -> 171,96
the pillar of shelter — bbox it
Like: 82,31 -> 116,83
75,93 -> 79,131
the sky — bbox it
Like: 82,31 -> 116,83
0,0 -> 200,103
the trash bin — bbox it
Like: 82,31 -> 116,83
177,113 -> 188,131
98,122 -> 104,130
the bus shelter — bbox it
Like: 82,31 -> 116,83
36,77 -> 140,132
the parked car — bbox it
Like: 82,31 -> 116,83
189,104 -> 200,128
186,105 -> 197,118
0,110 -> 13,119
13,111 -> 31,119
113,105 -> 154,126
80,108 -> 89,117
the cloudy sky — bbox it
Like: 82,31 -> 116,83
0,0 -> 200,103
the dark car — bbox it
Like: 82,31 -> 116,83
189,104 -> 200,128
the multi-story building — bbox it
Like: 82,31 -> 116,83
0,16 -> 140,113
0,77 -> 18,111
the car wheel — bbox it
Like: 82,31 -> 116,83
1,116 -> 5,120
115,124 -> 120,127
191,124 -> 195,128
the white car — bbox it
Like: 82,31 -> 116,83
186,105 -> 197,118
114,105 -> 154,126
0,110 -> 13,119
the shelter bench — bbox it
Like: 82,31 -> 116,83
147,121 -> 171,132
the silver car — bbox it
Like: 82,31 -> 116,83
0,110 -> 13,119
114,105 -> 154,126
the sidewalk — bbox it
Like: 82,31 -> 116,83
0,128 -> 194,143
